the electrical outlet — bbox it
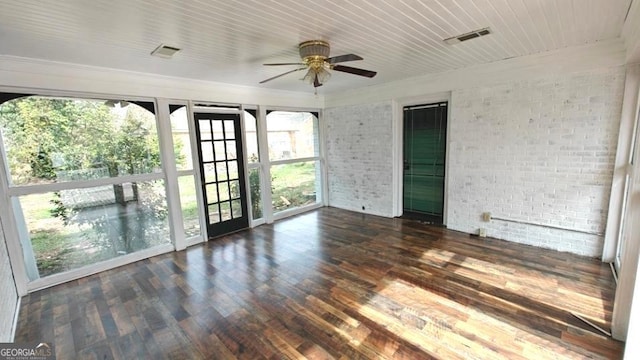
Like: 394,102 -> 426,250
479,228 -> 487,237
482,212 -> 492,222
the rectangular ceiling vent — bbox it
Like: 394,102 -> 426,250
444,27 -> 491,45
151,44 -> 181,58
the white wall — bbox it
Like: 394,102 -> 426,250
325,40 -> 625,109
324,102 -> 394,217
323,41 -> 626,257
447,68 -> 625,256
0,221 -> 18,341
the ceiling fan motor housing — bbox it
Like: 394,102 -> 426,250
299,40 -> 330,61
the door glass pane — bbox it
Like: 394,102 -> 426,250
219,182 -> 230,201
203,163 -> 216,183
266,111 -> 319,161
216,162 -> 228,181
229,180 -> 240,199
249,168 -> 263,220
205,184 -> 218,203
212,120 -> 224,140
227,160 -> 238,180
214,141 -> 226,161
220,202 -> 232,221
17,180 -> 170,277
170,107 -> 193,171
201,142 -> 214,162
271,161 -> 320,213
244,111 -> 259,163
226,140 -> 237,160
199,120 -> 212,140
208,205 -> 220,224
178,175 -> 201,238
224,120 -> 235,139
0,96 -> 162,186
231,199 -> 242,218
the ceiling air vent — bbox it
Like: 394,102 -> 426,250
151,44 -> 181,58
444,27 -> 491,45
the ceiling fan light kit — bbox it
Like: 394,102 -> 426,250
260,40 -> 377,89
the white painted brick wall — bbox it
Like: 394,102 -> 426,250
447,67 -> 625,256
0,221 -> 18,341
325,102 -> 394,217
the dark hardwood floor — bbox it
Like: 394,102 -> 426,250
15,207 -> 623,359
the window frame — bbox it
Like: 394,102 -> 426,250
168,101 -> 206,248
0,90 -> 179,293
261,108 -> 327,222
243,107 -> 266,227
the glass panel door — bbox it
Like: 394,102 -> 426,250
194,112 -> 249,238
403,102 -> 447,224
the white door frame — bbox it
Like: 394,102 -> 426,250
603,64 -> 640,263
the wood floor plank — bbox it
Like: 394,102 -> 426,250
15,208 -> 623,359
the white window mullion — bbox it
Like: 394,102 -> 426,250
173,100 -> 205,247
239,106 -> 256,226
0,132 -> 35,293
257,106 -> 274,224
318,110 -> 329,206
7,173 -> 165,196
177,169 -> 195,177
270,156 -> 320,166
156,98 -> 185,251
187,100 -> 208,241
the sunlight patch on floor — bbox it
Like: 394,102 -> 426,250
358,278 -> 601,359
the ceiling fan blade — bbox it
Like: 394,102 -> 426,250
259,67 -> 307,84
313,74 -> 322,88
332,65 -> 377,78
326,54 -> 363,64
263,62 -> 305,66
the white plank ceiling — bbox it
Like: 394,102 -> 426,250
0,0 -> 633,93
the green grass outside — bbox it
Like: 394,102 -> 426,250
271,162 -> 317,212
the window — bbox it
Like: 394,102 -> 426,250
1,98 -> 161,186
170,105 -> 202,239
0,95 -> 170,279
266,111 -> 322,214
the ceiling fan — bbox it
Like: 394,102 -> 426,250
259,40 -> 377,88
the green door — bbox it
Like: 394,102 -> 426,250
403,102 -> 447,224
